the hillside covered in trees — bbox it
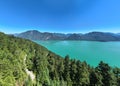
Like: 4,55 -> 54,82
16,30 -> 120,41
0,32 -> 120,86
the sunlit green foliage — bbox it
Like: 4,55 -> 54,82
0,32 -> 120,86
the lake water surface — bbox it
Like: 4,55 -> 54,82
35,40 -> 120,67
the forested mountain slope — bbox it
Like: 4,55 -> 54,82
0,32 -> 120,86
16,30 -> 120,41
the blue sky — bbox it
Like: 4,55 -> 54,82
0,0 -> 120,33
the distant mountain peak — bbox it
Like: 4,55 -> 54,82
24,30 -> 41,34
15,30 -> 120,41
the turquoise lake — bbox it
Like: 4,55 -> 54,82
35,40 -> 120,67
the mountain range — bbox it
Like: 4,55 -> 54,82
15,30 -> 120,41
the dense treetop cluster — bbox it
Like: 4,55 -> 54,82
0,32 -> 120,86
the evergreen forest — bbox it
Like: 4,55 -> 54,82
0,32 -> 120,86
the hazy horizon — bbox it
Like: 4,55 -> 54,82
1,29 -> 120,34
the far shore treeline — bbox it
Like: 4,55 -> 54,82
16,30 -> 120,42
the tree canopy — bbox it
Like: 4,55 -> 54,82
0,32 -> 120,86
